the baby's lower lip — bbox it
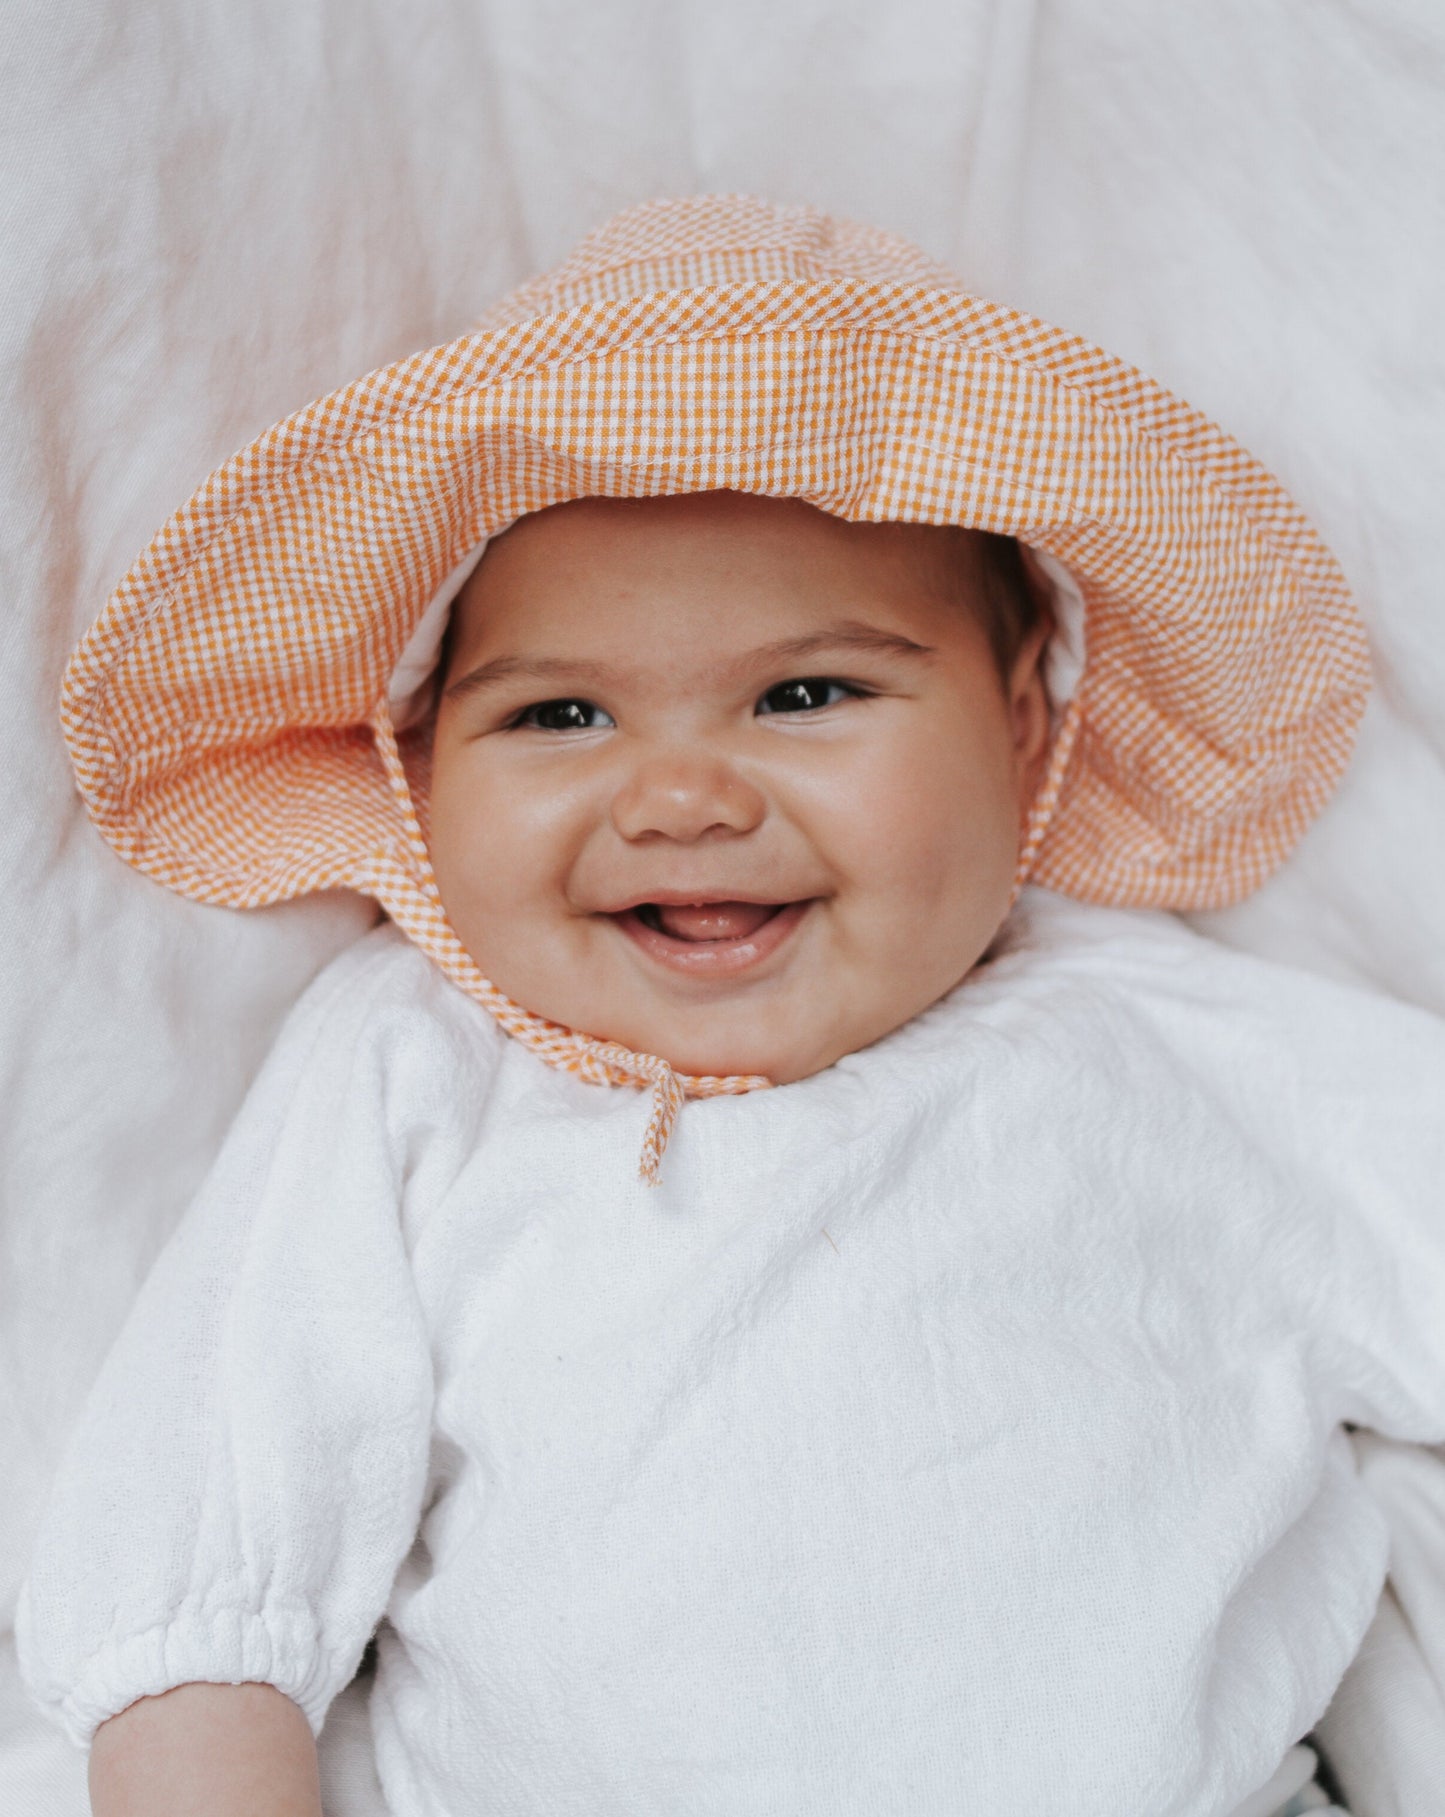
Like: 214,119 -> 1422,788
608,900 -> 812,976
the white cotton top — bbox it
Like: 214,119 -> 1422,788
17,889 -> 1445,1817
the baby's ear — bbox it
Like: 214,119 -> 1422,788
1016,546 -> 1060,638
1008,619 -> 1055,782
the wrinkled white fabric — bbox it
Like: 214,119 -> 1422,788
18,891 -> 1445,1816
1315,1580 -> 1445,1817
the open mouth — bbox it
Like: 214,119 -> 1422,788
610,899 -> 810,975
634,901 -> 782,941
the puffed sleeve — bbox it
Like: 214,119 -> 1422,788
15,931 -> 469,1747
1122,915 -> 1445,1442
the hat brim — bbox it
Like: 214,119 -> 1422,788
62,275 -> 1370,914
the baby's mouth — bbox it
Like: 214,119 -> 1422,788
635,901 -> 782,942
609,898 -> 810,976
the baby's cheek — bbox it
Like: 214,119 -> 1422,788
861,752 -> 1010,901
431,751 -> 535,884
858,778 -> 1018,1010
427,769 -> 534,961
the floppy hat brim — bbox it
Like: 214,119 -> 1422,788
62,268 -> 1369,917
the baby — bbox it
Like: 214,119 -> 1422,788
18,197 -> 1445,1817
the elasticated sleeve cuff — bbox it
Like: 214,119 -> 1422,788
22,1597 -> 356,1747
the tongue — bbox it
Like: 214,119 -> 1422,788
653,901 -> 781,941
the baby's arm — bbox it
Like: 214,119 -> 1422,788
16,940 -> 478,1786
89,1683 -> 321,1817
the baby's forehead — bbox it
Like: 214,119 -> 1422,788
449,493 -> 988,636
396,493 -> 1045,731
431,492 -> 1040,712
477,491 -> 973,572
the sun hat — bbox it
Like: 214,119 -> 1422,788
60,194 -> 1371,1181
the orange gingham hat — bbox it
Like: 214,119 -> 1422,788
62,195 -> 1371,1182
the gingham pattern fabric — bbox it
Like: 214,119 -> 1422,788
60,194 -> 1371,1181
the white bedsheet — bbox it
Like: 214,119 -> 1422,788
3,3 -> 1442,1812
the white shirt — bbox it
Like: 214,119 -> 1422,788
17,891 -> 1445,1816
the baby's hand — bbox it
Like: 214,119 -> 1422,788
89,1681 -> 322,1817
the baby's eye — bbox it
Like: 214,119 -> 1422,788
755,677 -> 863,716
513,698 -> 616,732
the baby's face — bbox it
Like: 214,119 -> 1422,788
429,493 -> 1050,1083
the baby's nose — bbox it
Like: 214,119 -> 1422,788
610,750 -> 766,842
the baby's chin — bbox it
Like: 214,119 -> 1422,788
456,904 -> 1006,1083
576,940 -> 999,1081
580,1001 -> 907,1086
653,1036 -> 836,1087
609,961 -> 1001,1081
512,989 -> 840,1085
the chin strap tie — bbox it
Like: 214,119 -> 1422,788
369,701 -> 769,1185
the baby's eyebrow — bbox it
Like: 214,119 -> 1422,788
444,620 -> 938,704
747,623 -> 940,671
443,653 -> 617,703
